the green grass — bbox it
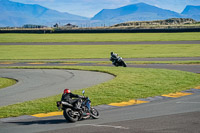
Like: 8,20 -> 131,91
0,44 -> 200,60
0,32 -> 199,118
127,60 -> 200,64
0,78 -> 16,89
0,66 -> 199,118
0,32 -> 200,42
1,60 -> 200,65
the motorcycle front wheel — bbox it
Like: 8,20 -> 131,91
90,107 -> 100,119
63,108 -> 78,122
122,60 -> 127,67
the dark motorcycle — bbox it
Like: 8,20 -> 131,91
56,90 -> 99,122
111,57 -> 127,67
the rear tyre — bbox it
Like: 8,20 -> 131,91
63,108 -> 78,122
90,107 -> 99,119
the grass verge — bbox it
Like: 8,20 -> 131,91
0,78 -> 17,90
0,44 -> 200,60
0,66 -> 199,118
0,33 -> 200,42
127,60 -> 200,64
1,60 -> 200,65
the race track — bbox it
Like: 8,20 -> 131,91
0,69 -> 114,107
0,41 -> 200,133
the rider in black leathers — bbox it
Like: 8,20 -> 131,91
61,88 -> 84,110
110,52 -> 119,66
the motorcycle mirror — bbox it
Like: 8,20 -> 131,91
82,90 -> 85,95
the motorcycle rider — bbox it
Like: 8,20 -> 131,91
110,52 -> 119,65
61,88 -> 84,110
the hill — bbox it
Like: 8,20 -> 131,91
1,1 -> 200,27
181,5 -> 200,21
0,0 -> 88,27
112,18 -> 197,28
91,3 -> 182,22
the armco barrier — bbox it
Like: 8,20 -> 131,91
0,29 -> 52,33
53,28 -> 200,33
0,28 -> 200,33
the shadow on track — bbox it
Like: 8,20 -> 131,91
8,119 -> 69,125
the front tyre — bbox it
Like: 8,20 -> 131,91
90,107 -> 100,119
122,60 -> 127,67
63,108 -> 78,122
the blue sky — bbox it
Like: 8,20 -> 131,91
10,0 -> 200,17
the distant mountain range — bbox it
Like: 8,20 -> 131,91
0,0 -> 88,27
92,3 -> 182,21
181,5 -> 200,21
0,0 -> 200,27
91,3 -> 200,24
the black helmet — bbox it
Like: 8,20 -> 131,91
111,52 -> 113,55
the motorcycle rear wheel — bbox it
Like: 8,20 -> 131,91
63,108 -> 78,122
90,107 -> 100,119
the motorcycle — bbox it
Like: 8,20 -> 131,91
111,57 -> 127,67
56,90 -> 99,122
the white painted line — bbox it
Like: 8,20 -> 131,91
176,101 -> 200,104
76,124 -> 129,130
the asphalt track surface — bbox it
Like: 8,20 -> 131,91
3,62 -> 200,73
0,69 -> 114,107
1,92 -> 200,133
0,41 -> 200,133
